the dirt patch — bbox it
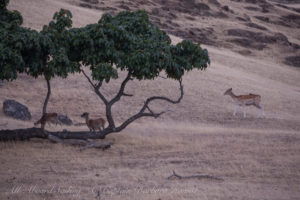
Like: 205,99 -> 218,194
230,38 -> 266,50
269,0 -> 300,3
285,56 -> 300,67
275,3 -> 300,13
80,0 -> 99,4
281,14 -> 300,28
255,15 -> 270,22
228,29 -> 291,44
170,27 -> 216,45
245,6 -> 261,11
210,0 -> 221,7
255,13 -> 300,28
245,22 -> 268,30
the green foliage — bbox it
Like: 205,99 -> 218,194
0,4 -> 79,81
0,0 -> 26,80
0,0 -> 23,28
1,1 -> 209,83
39,9 -> 80,80
69,10 -> 209,82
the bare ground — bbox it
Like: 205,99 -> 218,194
1,0 -> 300,199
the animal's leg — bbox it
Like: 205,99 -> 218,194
243,107 -> 246,118
233,106 -> 240,116
254,104 -> 265,118
41,123 -> 45,130
55,118 -> 60,126
261,106 -> 265,117
255,104 -> 261,118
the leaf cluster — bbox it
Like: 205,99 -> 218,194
70,10 -> 210,82
0,2 -> 79,81
1,1 -> 209,83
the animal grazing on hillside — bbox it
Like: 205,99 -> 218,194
81,112 -> 106,132
224,88 -> 265,118
34,113 -> 61,129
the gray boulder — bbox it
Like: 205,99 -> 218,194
58,114 -> 72,126
3,99 -> 31,120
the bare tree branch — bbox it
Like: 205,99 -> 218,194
122,92 -> 134,97
48,134 -> 88,145
81,69 -> 108,105
95,81 -> 103,90
143,79 -> 183,108
114,79 -> 183,132
145,104 -> 167,118
78,141 -> 112,151
81,69 -> 96,88
110,72 -> 132,105
167,170 -> 224,181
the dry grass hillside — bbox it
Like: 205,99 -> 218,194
1,0 -> 300,200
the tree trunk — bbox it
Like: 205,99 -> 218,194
0,77 -> 184,142
43,78 -> 51,114
0,128 -> 48,141
0,128 -> 109,141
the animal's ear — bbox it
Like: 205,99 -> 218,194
230,88 -> 232,91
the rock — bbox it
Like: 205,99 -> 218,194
222,5 -> 230,12
3,99 -> 31,120
58,114 -> 73,126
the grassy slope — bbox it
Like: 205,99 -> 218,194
0,0 -> 300,199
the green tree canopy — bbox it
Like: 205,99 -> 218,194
70,10 -> 209,83
0,1 -> 210,139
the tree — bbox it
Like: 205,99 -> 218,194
69,10 -> 210,139
1,1 -> 80,127
0,2 -> 210,142
37,9 -> 80,115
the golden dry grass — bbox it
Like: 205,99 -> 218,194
1,0 -> 300,199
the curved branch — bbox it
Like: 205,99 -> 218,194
144,79 -> 183,109
0,80 -> 182,141
103,72 -> 132,129
110,72 -> 132,105
115,79 -> 183,132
